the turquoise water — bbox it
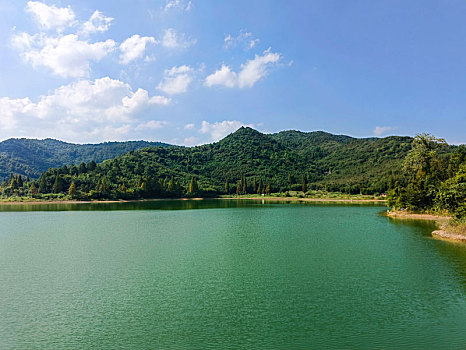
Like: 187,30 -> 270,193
0,200 -> 465,349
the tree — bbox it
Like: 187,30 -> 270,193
403,133 -> 446,177
17,175 -> 23,187
87,160 -> 97,172
78,162 -> 87,174
52,175 -> 63,193
38,176 -> 47,193
265,182 -> 271,195
167,176 -> 174,192
29,183 -> 38,196
225,179 -> 230,194
302,175 -> 307,193
257,178 -> 263,194
189,177 -> 199,194
68,182 -> 77,196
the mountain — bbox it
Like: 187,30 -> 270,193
0,138 -> 172,179
24,127 -> 428,199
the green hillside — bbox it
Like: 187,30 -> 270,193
0,138 -> 171,179
2,127 -> 429,199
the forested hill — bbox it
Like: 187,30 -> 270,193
20,127 -> 435,199
0,138 -> 171,179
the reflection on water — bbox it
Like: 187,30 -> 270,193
0,198 -> 386,212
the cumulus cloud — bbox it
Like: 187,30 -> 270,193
373,126 -> 395,136
224,30 -> 259,50
119,34 -> 157,64
12,32 -> 115,78
0,77 -> 170,142
184,123 -> 195,130
26,1 -> 76,31
164,0 -> 192,11
157,65 -> 193,95
80,10 -> 113,36
205,48 -> 281,88
199,120 -> 254,141
161,28 -> 195,49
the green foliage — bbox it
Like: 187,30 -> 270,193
0,138 -> 171,179
3,128 -> 463,214
387,134 -> 465,218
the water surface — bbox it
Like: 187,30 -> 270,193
1,200 -> 465,349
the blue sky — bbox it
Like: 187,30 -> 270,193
0,0 -> 465,145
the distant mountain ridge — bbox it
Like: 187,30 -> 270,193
0,138 -> 172,179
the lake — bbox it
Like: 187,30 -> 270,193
1,200 -> 466,349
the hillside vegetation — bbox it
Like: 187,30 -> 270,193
0,138 -> 171,179
1,127 -> 421,199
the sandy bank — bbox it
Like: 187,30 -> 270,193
432,230 -> 466,242
386,210 -> 466,243
386,210 -> 451,221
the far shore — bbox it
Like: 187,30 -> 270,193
386,210 -> 466,243
0,196 -> 387,205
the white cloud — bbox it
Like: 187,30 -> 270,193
205,48 -> 281,88
0,77 -> 170,142
161,28 -> 195,49
135,120 -> 168,130
373,126 -> 395,136
80,10 -> 113,36
224,30 -> 259,50
26,1 -> 76,31
164,0 -> 192,11
184,123 -> 195,130
119,34 -> 157,64
200,120 -> 254,141
204,65 -> 237,88
12,32 -> 115,78
157,65 -> 193,95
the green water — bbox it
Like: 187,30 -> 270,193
1,200 -> 466,349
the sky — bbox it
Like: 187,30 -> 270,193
0,0 -> 465,145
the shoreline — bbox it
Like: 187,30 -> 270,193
0,197 -> 387,205
386,210 -> 466,243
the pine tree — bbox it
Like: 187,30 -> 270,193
257,178 -> 264,194
17,175 -> 23,188
252,178 -> 257,193
10,176 -> 17,190
29,183 -> 38,196
225,179 -> 230,194
38,176 -> 47,193
302,175 -> 307,193
168,176 -> 174,191
52,175 -> 63,193
266,182 -> 271,195
68,182 -> 77,196
242,177 -> 247,194
236,181 -> 241,195
189,177 -> 198,194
